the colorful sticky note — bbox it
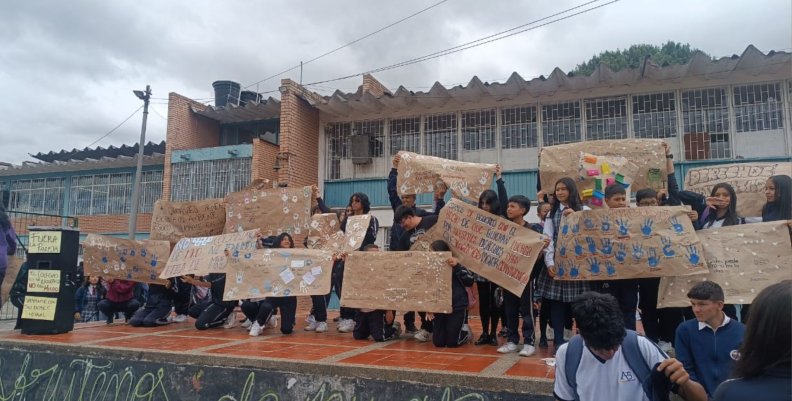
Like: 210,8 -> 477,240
587,169 -> 600,177
581,189 -> 594,198
601,162 -> 611,175
615,173 -> 625,184
590,197 -> 603,206
594,179 -> 603,191
621,182 -> 630,189
606,177 -> 615,186
593,190 -> 604,199
583,154 -> 598,164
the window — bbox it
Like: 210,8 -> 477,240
542,101 -> 581,146
353,119 -> 384,158
632,92 -> 677,138
139,170 -> 163,213
424,113 -> 457,160
501,105 -> 538,149
682,88 -> 730,160
461,109 -> 496,151
585,97 -> 628,140
170,159 -> 252,201
325,122 -> 351,180
733,83 -> 784,132
390,117 -> 421,155
9,178 -> 65,214
70,173 -> 132,215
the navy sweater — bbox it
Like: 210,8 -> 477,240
675,317 -> 745,396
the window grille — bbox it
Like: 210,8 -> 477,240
170,158 -> 252,201
353,119 -> 384,157
632,92 -> 677,138
139,170 -> 163,213
542,101 -> 582,146
325,122 -> 351,180
682,88 -> 730,159
424,113 -> 458,160
390,117 -> 421,155
70,173 -> 132,215
585,97 -> 628,140
733,83 -> 784,132
9,178 -> 64,214
500,105 -> 538,149
461,109 -> 496,151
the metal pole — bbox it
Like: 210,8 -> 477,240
128,85 -> 151,239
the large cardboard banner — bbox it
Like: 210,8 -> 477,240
684,162 -> 792,217
307,214 -> 370,252
223,248 -> 334,300
396,151 -> 496,203
539,139 -> 667,204
159,230 -> 260,278
554,207 -> 708,280
411,199 -> 545,296
658,221 -> 792,308
224,182 -> 312,237
341,251 -> 453,313
150,199 -> 226,244
83,235 -> 171,284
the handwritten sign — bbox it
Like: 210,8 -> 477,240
150,199 -> 226,244
223,248 -> 333,300
21,296 -> 57,321
411,199 -> 544,296
224,182 -> 312,237
83,235 -> 171,284
396,151 -> 496,203
26,270 -> 61,293
554,207 -> 708,280
341,251 -> 453,313
28,231 -> 62,254
159,229 -> 260,278
658,221 -> 792,308
307,214 -> 370,252
684,162 -> 792,217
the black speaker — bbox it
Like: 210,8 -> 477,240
19,227 -> 80,335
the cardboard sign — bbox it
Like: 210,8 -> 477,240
539,139 -> 666,199
554,207 -> 708,280
684,162 -> 792,217
21,296 -> 57,321
307,214 -> 370,252
159,230 -> 260,278
28,231 -> 61,254
411,199 -> 545,296
223,248 -> 334,300
1,256 -> 23,305
150,199 -> 226,244
341,251 -> 453,313
396,151 -> 496,203
658,221 -> 792,308
83,235 -> 171,284
26,270 -> 61,293
224,182 -> 312,237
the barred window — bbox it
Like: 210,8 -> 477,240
353,119 -> 384,158
9,178 -> 65,214
139,170 -> 163,213
325,122 -> 351,180
461,109 -> 496,151
390,117 -> 421,155
542,101 -> 581,146
501,105 -> 538,149
170,158 -> 252,201
70,173 -> 132,215
632,92 -> 677,138
733,83 -> 784,132
424,113 -> 458,160
682,88 -> 730,159
585,97 -> 628,140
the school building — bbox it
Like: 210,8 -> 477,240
1,45 -> 790,251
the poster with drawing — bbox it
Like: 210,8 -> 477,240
307,214 -> 370,252
223,248 -> 333,300
396,151 -> 496,203
150,199 -> 226,244
684,162 -> 792,218
83,235 -> 171,284
410,199 -> 545,296
554,207 -> 708,280
657,221 -> 792,307
341,251 -> 453,313
159,229 -> 260,278
224,181 -> 312,237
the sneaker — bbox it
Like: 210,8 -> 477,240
304,321 -> 319,331
658,340 -> 673,354
498,342 -> 519,353
315,322 -> 328,333
305,314 -> 316,325
241,319 -> 253,329
248,321 -> 263,337
223,312 -> 237,329
461,323 -> 470,333
391,321 -> 402,339
173,314 -> 188,323
519,344 -> 537,357
474,333 -> 490,345
266,315 -> 279,329
459,329 -> 472,345
337,319 -> 354,333
414,329 -> 431,342
155,318 -> 171,325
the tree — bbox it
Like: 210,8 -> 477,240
571,41 -> 709,76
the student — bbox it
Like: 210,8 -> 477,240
536,177 -> 592,352
97,279 -> 141,324
247,233 -> 299,336
74,276 -> 107,323
0,204 -> 17,300
761,175 -> 792,221
305,186 -> 331,333
130,279 -> 177,327
190,272 -> 237,330
532,201 -> 553,348
554,291 -> 707,401
351,244 -> 402,342
713,280 -> 791,401
428,240 -> 474,348
675,281 -> 745,398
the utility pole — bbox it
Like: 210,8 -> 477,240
128,85 -> 151,239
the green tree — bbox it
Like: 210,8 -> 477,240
571,41 -> 709,75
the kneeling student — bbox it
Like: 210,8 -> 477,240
129,278 -> 178,327
352,244 -> 402,342
430,240 -> 474,348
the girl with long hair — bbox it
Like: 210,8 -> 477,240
244,233 -> 299,336
761,175 -> 792,222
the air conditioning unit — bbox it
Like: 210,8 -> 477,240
350,135 -> 372,165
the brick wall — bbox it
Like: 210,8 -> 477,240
251,138 -> 279,184
362,74 -> 391,97
163,93 -> 220,201
77,214 -> 153,235
278,80 -> 320,188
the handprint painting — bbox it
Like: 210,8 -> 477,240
554,206 -> 708,280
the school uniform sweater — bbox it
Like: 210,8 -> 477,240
450,263 -> 474,311
675,316 -> 745,396
105,280 -> 136,303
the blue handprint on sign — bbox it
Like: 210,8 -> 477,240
562,224 -> 569,235
570,263 -> 580,278
647,248 -> 659,268
600,238 -> 613,255
572,223 -> 580,235
574,239 -> 584,257
661,237 -> 675,257
130,249 -> 136,257
601,216 -> 611,232
101,256 -> 108,264
615,243 -> 627,263
557,263 -> 566,278
141,249 -> 147,257
632,244 -> 644,261
150,256 -> 158,267
686,245 -> 701,265
559,243 -> 567,257
641,218 -> 654,237
605,261 -> 616,276
585,237 -> 597,254
583,218 -> 595,230
616,218 -> 630,237
670,216 -> 685,234
587,258 -> 600,275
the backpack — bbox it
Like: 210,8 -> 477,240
564,330 -> 654,401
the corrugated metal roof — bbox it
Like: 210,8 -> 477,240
31,141 -> 165,163
0,153 -> 165,176
192,97 -> 281,123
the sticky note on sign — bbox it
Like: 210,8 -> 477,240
581,189 -> 593,198
593,190 -> 604,199
615,174 -> 625,184
601,162 -> 611,175
606,177 -> 615,186
590,198 -> 603,206
595,179 -> 603,191
587,169 -> 600,177
583,154 -> 598,164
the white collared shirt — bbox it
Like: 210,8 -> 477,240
698,313 -> 731,331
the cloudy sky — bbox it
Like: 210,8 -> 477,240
1,0 -> 789,164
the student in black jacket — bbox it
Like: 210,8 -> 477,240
190,272 -> 237,330
429,240 -> 474,348
247,233 -> 299,336
129,279 -> 178,327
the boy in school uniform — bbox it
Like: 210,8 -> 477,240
351,244 -> 402,342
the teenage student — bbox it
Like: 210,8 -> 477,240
74,276 -> 107,322
429,240 -> 474,348
247,233 -> 299,336
129,279 -> 177,327
189,271 -> 237,330
352,244 -> 403,342
97,279 -> 141,324
761,175 -> 791,221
